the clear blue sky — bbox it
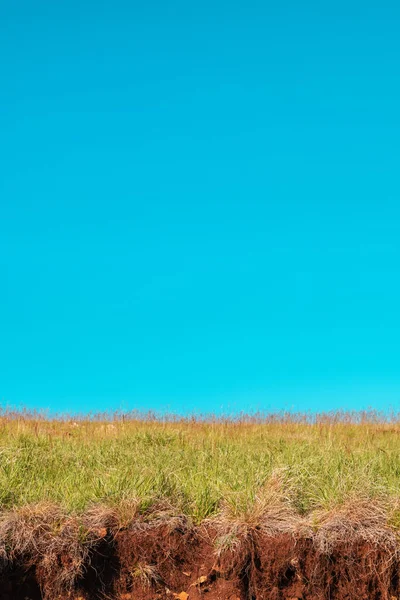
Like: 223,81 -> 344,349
1,0 -> 400,415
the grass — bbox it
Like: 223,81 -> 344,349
3,410 -> 400,598
1,409 -> 400,524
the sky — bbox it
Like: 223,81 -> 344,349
1,0 -> 400,415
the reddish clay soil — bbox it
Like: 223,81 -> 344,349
0,520 -> 399,600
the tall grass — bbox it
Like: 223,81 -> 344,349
1,410 -> 400,522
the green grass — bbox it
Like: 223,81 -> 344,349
1,413 -> 400,522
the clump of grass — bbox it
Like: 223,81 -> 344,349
312,496 -> 399,556
130,563 -> 163,588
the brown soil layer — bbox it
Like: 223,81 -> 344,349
1,519 -> 399,600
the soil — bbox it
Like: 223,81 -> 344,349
0,520 -> 399,600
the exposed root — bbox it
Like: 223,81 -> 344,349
0,502 -> 400,599
0,503 -> 115,598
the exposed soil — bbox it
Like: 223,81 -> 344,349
1,519 -> 399,600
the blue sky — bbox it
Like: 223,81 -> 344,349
1,0 -> 400,414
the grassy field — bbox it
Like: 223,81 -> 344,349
2,410 -> 400,524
